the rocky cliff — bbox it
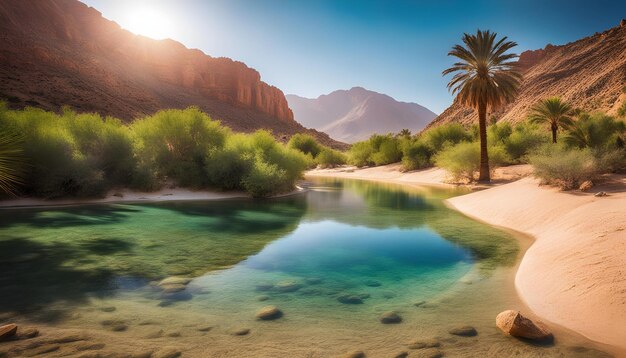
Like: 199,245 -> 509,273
0,0 -> 344,148
431,21 -> 626,127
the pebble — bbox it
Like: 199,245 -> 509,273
407,339 -> 441,349
364,280 -> 381,287
232,328 -> 250,336
448,326 -> 478,337
337,295 -> 364,304
380,311 -> 402,324
342,350 -> 366,358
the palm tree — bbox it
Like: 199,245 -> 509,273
528,97 -> 574,143
443,30 -> 521,182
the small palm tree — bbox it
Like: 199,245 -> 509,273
528,97 -> 574,143
443,30 -> 521,182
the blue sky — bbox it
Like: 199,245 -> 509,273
82,0 -> 626,114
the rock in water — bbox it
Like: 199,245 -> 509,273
406,339 -> 440,349
380,311 -> 402,324
0,324 -> 17,341
256,306 -> 283,320
448,326 -> 478,337
496,310 -> 553,341
274,280 -> 302,292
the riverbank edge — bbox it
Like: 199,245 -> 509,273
0,186 -> 307,209
306,164 -> 626,356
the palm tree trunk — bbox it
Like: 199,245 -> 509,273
478,103 -> 490,182
551,123 -> 558,143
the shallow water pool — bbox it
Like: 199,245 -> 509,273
0,178 -> 611,357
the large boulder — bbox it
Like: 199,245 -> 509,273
496,310 -> 553,341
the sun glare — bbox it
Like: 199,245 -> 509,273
122,4 -> 175,40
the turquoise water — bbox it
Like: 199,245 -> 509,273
0,178 -> 608,357
0,179 -> 516,317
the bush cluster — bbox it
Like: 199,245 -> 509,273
287,133 -> 346,168
530,113 -> 626,189
347,134 -> 402,167
0,106 -> 310,198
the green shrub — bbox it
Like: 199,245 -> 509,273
434,142 -> 509,182
132,108 -> 229,188
504,122 -> 550,162
348,134 -> 401,167
400,137 -> 433,171
348,141 -> 375,167
564,112 -> 626,150
370,135 -> 402,165
0,105 -> 310,198
316,147 -> 346,168
488,122 -> 513,144
241,159 -> 287,198
421,123 -> 472,152
529,144 -> 597,190
594,148 -> 626,173
287,133 -> 322,157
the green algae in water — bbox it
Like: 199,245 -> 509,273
0,178 -> 518,316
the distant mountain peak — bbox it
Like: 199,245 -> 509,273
287,88 -> 436,143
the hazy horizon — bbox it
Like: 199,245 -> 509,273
81,0 -> 626,114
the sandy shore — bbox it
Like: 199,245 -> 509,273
307,164 -> 626,353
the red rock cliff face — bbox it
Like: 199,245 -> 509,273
0,0 -> 297,126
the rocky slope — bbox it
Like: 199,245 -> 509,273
287,87 -> 436,143
432,21 -> 626,127
0,0 -> 344,148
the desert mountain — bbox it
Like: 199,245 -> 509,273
431,21 -> 626,127
287,87 -> 436,143
0,0 -> 344,148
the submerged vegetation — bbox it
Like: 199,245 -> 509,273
0,105 -> 310,198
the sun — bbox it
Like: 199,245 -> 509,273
121,4 -> 175,40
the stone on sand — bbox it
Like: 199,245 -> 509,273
495,310 -> 553,341
232,328 -> 250,336
337,295 -> 364,304
379,311 -> 402,324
